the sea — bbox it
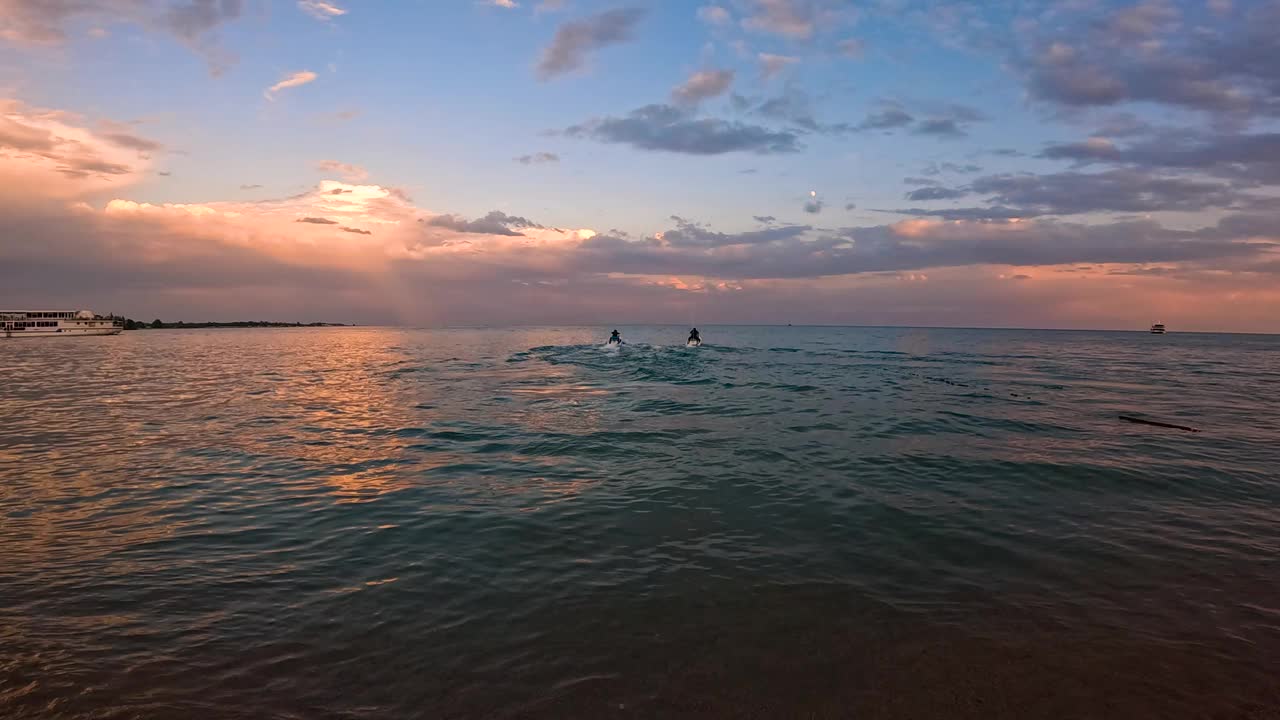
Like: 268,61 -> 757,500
2,326 -> 1278,719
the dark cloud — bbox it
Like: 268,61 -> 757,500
424,210 -> 543,237
1093,112 -> 1155,138
1,0 -> 241,47
904,177 -> 941,186
753,215 -> 777,224
329,188 -> 352,195
572,213 -> 1270,281
340,226 -> 372,235
101,131 -> 163,153
744,90 -> 854,135
537,7 -> 646,79
886,206 -> 1029,221
655,215 -> 810,248
942,162 -> 982,174
905,186 -> 969,201
1041,131 -> 1280,185
988,148 -> 1025,157
161,0 -> 243,40
2,195 -> 1275,330
844,202 -> 856,210
515,152 -> 560,165
563,104 -> 801,155
739,168 -> 758,174
803,198 -> 824,214
1040,139 -> 1121,163
59,157 -> 132,176
1021,2 -> 1280,117
968,169 -> 1240,215
855,102 -> 982,137
914,118 -> 966,138
296,216 -> 338,224
240,184 -> 263,190
158,171 -> 172,177
857,106 -> 913,130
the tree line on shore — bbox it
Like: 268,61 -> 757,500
118,319 -> 347,330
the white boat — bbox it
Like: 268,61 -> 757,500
1150,323 -> 1167,334
1,310 -> 124,338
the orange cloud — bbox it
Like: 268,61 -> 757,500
264,71 -> 318,100
0,99 -> 153,199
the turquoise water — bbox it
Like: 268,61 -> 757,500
2,326 -> 1278,718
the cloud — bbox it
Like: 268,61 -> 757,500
803,198 -> 824,214
240,184 -> 263,190
1,0 -> 243,71
315,160 -> 369,181
515,152 -> 560,165
425,210 -> 544,237
964,169 -> 1239,216
737,90 -> 852,134
486,0 -> 519,7
837,38 -> 865,58
298,0 -> 346,20
0,98 -> 153,198
697,6 -> 730,25
742,0 -> 818,39
99,131 -> 163,154
1040,131 -> 1280,185
754,215 -> 776,223
161,0 -> 245,40
904,177 -> 941,186
264,70 -> 317,100
642,215 -> 810,248
563,103 -> 801,155
1019,2 -> 1280,118
672,69 -> 735,105
905,186 -> 969,201
914,118 -> 965,138
856,105 -> 913,130
855,102 -> 984,137
536,7 -> 646,80
919,161 -> 984,177
3,175 -> 1277,330
758,53 -> 798,80
297,216 -> 339,224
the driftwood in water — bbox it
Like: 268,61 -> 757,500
1118,415 -> 1200,433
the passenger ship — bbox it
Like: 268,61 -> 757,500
1150,323 -> 1167,334
1,310 -> 124,338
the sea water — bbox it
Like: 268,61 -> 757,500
2,326 -> 1278,718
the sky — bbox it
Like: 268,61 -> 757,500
1,0 -> 1278,331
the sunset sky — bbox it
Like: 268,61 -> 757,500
2,0 -> 1278,330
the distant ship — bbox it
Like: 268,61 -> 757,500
1150,323 -> 1167,334
1,310 -> 124,338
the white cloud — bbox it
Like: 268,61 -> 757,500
264,71 -> 318,100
